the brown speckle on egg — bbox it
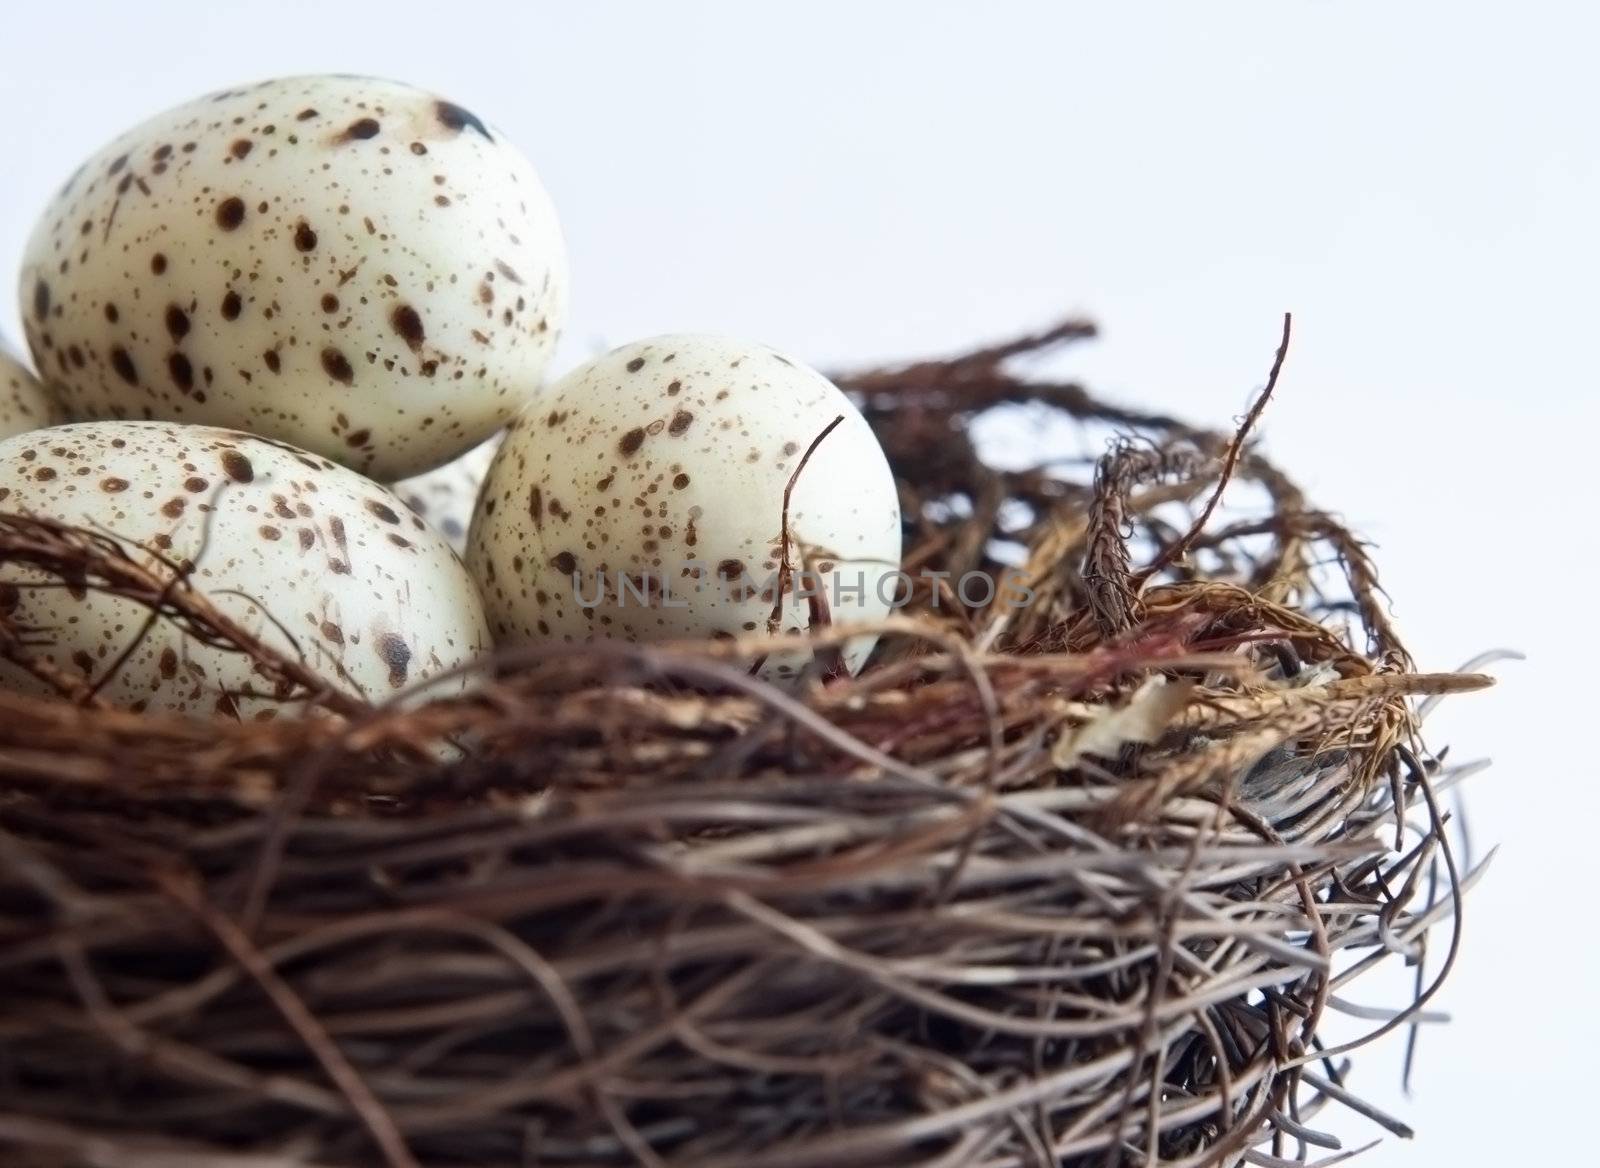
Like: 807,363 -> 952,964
391,304 -> 425,351
321,348 -> 355,385
215,196 -> 246,230
343,117 -> 381,141
435,100 -> 492,140
375,631 -> 411,687
168,353 -> 195,393
220,449 -> 254,483
109,347 -> 139,385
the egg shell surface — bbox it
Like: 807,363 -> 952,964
19,74 -> 567,480
0,421 -> 489,716
466,335 -> 902,676
390,431 -> 501,553
1,343 -> 64,441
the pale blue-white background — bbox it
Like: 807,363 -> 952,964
2,2 -> 1590,1164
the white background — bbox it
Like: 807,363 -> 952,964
1,2 -> 1590,1164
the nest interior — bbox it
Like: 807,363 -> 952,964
0,318 -> 1491,1167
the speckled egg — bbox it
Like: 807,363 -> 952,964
390,431 -> 501,554
1,342 -> 64,442
466,335 -> 902,676
0,421 -> 490,716
19,75 -> 566,481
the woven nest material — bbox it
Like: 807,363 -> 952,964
0,317 -> 1492,1168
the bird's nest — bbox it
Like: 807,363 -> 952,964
0,318 -> 1493,1167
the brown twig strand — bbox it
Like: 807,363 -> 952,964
1143,312 -> 1293,582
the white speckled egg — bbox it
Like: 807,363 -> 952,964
1,342 -> 64,442
19,75 -> 566,481
390,432 -> 501,554
466,335 -> 902,676
0,421 -> 489,716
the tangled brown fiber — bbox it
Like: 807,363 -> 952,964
0,316 -> 1494,1167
